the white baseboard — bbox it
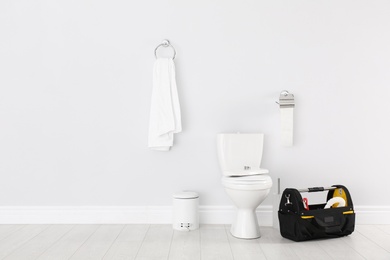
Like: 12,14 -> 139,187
0,206 -> 172,224
0,205 -> 388,225
354,206 -> 390,225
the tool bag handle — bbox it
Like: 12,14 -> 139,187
298,187 -> 336,193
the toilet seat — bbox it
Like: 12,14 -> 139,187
224,168 -> 269,177
222,174 -> 272,190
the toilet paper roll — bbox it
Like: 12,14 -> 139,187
324,197 -> 346,209
280,107 -> 294,146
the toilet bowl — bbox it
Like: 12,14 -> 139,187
217,133 -> 272,239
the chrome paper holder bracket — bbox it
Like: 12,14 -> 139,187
276,90 -> 294,108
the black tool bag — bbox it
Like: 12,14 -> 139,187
278,185 -> 355,242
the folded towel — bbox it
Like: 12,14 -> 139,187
148,58 -> 182,151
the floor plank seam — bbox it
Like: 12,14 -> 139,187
101,224 -> 126,260
133,224 -> 150,260
1,225 -> 51,260
255,232 -> 267,260
34,224 -> 76,260
0,225 -> 26,244
345,237 -> 368,260
199,224 -> 202,260
223,224 -> 235,260
166,227 -> 175,260
356,229 -> 390,253
67,224 -> 101,260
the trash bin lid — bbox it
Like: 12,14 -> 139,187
173,191 -> 199,199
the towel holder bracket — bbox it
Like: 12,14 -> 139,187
161,39 -> 170,47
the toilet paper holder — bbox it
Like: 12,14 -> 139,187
276,90 -> 295,108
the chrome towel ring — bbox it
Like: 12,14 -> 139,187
154,39 -> 176,59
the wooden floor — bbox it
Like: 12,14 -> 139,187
0,224 -> 389,259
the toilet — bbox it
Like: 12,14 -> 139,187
217,133 -> 272,239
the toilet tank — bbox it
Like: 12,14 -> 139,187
217,133 -> 264,176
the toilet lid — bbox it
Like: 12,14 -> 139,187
173,191 -> 199,199
222,174 -> 272,185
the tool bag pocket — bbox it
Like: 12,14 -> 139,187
278,185 -> 355,242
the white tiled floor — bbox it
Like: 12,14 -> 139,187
0,224 -> 389,259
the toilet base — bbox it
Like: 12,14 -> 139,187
230,209 -> 261,239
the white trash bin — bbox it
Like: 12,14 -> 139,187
172,191 -> 199,231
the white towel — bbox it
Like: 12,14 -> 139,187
148,58 -> 182,151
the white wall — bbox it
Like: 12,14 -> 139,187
1,0 -> 389,218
